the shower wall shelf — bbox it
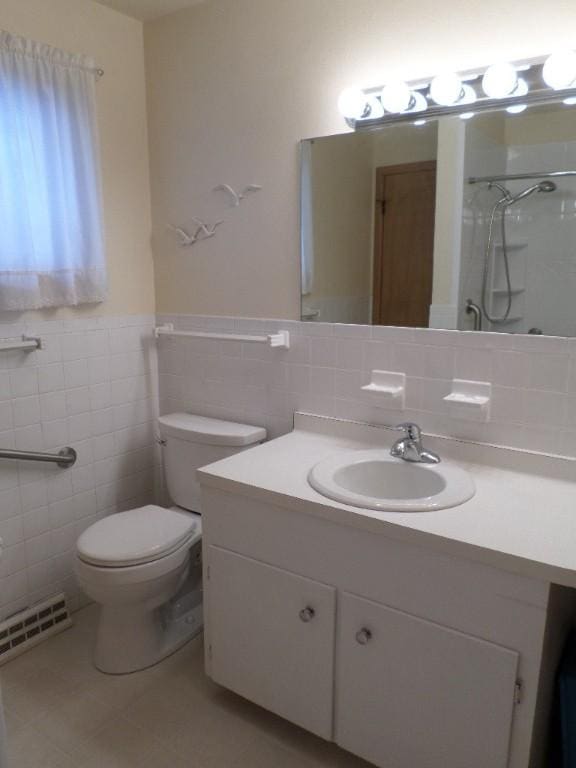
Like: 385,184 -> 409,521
494,242 -> 528,252
0,336 -> 42,352
491,288 -> 525,296
154,324 -> 290,349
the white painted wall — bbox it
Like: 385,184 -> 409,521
144,0 -> 576,319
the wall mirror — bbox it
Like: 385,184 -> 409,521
300,101 -> 576,335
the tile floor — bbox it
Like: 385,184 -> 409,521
0,606 -> 371,767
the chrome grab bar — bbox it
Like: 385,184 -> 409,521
465,299 -> 483,331
0,447 -> 77,468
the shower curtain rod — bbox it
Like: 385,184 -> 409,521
468,170 -> 576,184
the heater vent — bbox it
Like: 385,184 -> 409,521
0,593 -> 72,665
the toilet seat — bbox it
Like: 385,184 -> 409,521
77,505 -> 201,568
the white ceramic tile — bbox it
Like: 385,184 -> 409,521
14,424 -> 43,451
64,359 -> 90,389
22,506 -> 51,540
89,356 -> 111,385
0,515 -> 23,547
0,372 -> 11,401
0,401 -> 14,431
38,363 -> 66,394
0,487 -> 21,521
527,353 -> 570,392
13,396 -> 40,428
65,387 -> 91,416
40,391 -> 67,421
42,419 -> 69,450
20,479 -> 48,514
9,368 -> 38,397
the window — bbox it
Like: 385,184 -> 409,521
0,31 -> 106,310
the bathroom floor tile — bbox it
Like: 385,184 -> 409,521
1,604 -> 372,768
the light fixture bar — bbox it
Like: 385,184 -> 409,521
355,85 -> 576,130
344,56 -> 576,130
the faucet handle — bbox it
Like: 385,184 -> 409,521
394,422 -> 422,441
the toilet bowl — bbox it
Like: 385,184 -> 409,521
75,413 -> 266,674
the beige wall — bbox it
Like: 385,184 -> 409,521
1,0 -> 155,318
308,133 -> 373,301
145,0 -> 576,320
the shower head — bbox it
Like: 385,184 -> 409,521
506,180 -> 557,205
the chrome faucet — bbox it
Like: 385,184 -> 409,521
390,423 -> 440,464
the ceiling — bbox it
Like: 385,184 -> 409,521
92,0 -> 205,22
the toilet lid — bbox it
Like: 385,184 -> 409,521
77,505 -> 200,567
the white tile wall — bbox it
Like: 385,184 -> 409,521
157,314 -> 576,461
0,314 -> 159,621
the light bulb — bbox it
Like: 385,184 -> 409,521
380,81 -> 413,113
337,88 -> 368,120
543,51 -> 576,90
482,62 -> 518,98
429,73 -> 464,106
460,111 -> 475,120
564,96 -> 576,105
413,119 -> 427,126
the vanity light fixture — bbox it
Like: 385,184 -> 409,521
339,53 -> 576,129
543,50 -> 576,90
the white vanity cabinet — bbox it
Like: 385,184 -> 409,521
336,592 -> 519,768
207,546 -> 336,739
201,487 -> 576,768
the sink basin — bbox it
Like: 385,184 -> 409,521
308,450 -> 475,512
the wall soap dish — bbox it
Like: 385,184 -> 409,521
443,379 -> 492,421
361,370 -> 406,409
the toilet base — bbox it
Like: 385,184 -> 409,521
94,601 -> 203,675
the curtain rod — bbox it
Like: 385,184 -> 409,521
468,171 -> 576,184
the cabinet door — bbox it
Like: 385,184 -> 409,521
207,546 -> 336,739
336,592 -> 519,768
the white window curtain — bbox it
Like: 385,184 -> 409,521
0,31 -> 106,310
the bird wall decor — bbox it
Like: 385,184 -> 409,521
168,218 -> 223,247
213,183 -> 263,207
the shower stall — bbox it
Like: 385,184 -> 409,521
461,163 -> 576,335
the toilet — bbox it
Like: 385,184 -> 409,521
75,413 -> 266,674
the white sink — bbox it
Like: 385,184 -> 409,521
308,450 -> 475,512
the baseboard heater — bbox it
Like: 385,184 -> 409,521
0,593 -> 72,665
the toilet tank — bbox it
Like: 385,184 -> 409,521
158,413 -> 267,513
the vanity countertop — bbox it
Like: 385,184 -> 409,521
197,413 -> 576,588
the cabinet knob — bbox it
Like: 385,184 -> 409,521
355,628 -> 372,645
299,607 -> 315,623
